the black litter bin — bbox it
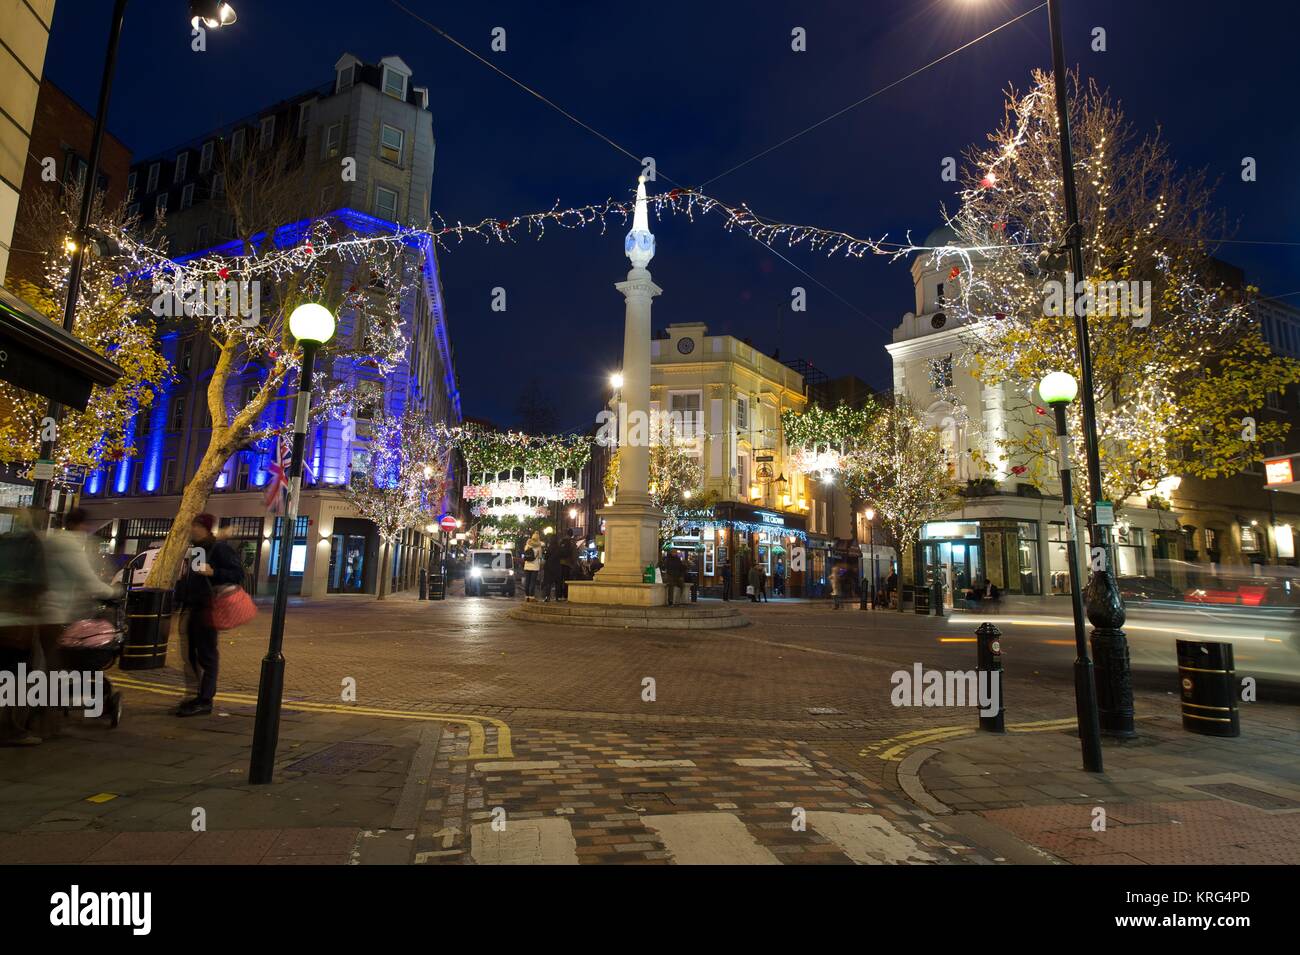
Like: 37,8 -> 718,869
1176,639 -> 1240,737
121,588 -> 173,670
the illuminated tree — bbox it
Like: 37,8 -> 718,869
343,409 -> 450,599
0,189 -> 169,478
939,69 -> 1300,509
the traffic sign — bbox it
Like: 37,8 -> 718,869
439,514 -> 459,531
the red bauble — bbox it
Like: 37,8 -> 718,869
948,266 -> 960,280
218,266 -> 230,279
1035,406 -> 1047,416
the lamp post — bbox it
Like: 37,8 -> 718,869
1040,372 -> 1104,772
249,303 -> 335,784
28,0 -> 236,521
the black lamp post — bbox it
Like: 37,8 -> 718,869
1040,372 -> 1104,772
1046,0 -> 1135,738
28,0 -> 237,520
249,303 -> 334,785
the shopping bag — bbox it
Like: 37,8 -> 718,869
746,585 -> 755,596
210,585 -> 257,631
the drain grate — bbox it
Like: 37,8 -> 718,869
1188,783 -> 1300,812
623,791 -> 675,811
286,741 -> 394,775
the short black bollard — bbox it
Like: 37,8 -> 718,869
975,622 -> 1005,733
1176,639 -> 1240,738
418,568 -> 428,600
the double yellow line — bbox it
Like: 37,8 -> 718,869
861,717 -> 1079,761
111,675 -> 514,760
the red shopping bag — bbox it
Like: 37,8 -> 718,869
210,585 -> 257,631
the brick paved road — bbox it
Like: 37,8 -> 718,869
4,592 -> 1295,864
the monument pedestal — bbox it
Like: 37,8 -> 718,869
568,497 -> 665,607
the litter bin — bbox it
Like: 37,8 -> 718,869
121,587 -> 173,670
1176,639 -> 1240,737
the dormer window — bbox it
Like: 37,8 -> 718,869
259,116 -> 275,149
336,64 -> 354,93
382,66 -> 407,100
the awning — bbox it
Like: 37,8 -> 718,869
0,285 -> 123,410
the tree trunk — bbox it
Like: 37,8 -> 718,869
142,438 -> 232,589
376,541 -> 391,600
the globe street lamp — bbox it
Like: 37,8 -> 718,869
1040,371 -> 1103,773
249,303 -> 335,785
29,1 -> 238,521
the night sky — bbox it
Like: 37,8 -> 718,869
45,0 -> 1300,431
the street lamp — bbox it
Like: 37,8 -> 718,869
1040,371 -> 1103,773
189,0 -> 237,28
609,372 -> 624,390
249,303 -> 335,785
29,0 -> 237,522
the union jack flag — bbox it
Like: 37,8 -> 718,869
264,435 -> 314,513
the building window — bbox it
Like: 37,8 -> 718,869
379,124 -> 404,165
323,122 -> 342,159
180,341 -> 193,372
928,355 -> 954,390
173,152 -> 188,183
155,193 -> 168,217
1267,390 -> 1283,411
199,140 -> 214,173
936,281 -> 945,305
180,183 -> 195,209
374,186 -> 399,221
736,395 -> 748,431
297,102 -> 311,137
230,128 -> 245,158
336,64 -> 354,93
170,396 -> 186,430
259,116 -> 275,149
236,458 -> 250,491
146,163 -> 160,193
382,67 -> 407,100
211,172 -> 224,198
668,391 -> 702,441
127,202 -> 140,220
1205,527 -> 1219,553
127,171 -> 137,199
196,223 -> 210,248
163,459 -> 176,494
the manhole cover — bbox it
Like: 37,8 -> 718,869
286,741 -> 394,775
807,707 -> 842,715
1188,783 -> 1300,811
624,791 -> 674,811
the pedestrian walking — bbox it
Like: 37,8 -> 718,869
559,529 -> 579,601
522,531 -> 543,601
719,560 -> 732,601
747,563 -> 762,603
173,513 -> 243,717
885,570 -> 898,608
773,560 -> 785,598
831,562 -> 843,609
757,563 -> 769,603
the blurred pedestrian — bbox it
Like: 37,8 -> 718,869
719,560 -> 732,601
173,513 -> 242,717
0,508 -> 48,745
664,550 -> 686,606
559,529 -> 578,601
831,562 -> 844,609
541,535 -> 563,603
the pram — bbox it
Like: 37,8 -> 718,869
56,597 -> 125,728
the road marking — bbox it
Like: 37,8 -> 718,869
469,817 -> 578,865
806,811 -> 936,864
111,675 -> 514,760
641,812 -> 780,865
474,760 -> 561,772
861,717 -> 1083,761
613,758 -> 698,768
733,758 -> 810,768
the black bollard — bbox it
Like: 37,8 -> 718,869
975,622 -> 1005,733
418,568 -> 427,600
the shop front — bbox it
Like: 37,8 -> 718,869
916,518 -> 1043,607
678,503 -> 808,598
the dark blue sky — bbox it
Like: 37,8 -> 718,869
46,0 -> 1300,429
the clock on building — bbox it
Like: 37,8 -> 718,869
931,313 -> 947,329
677,337 -> 695,355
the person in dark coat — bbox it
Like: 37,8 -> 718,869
663,551 -> 686,606
174,513 -> 243,716
558,530 -> 579,601
719,560 -> 732,601
542,536 -> 564,603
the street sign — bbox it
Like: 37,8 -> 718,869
439,514 -> 459,531
1094,500 -> 1114,526
32,459 -> 55,480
